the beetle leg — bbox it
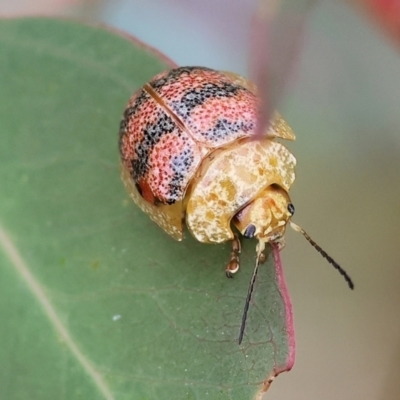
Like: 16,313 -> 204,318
226,234 -> 241,278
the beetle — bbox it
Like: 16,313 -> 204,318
119,66 -> 353,343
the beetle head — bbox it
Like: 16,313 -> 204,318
233,184 -> 294,245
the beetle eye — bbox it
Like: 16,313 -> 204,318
243,224 -> 256,238
288,203 -> 295,215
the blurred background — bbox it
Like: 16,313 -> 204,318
2,0 -> 400,399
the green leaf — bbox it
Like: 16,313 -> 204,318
0,18 -> 294,400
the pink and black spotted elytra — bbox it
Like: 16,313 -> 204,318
120,67 -> 257,205
119,66 -> 353,344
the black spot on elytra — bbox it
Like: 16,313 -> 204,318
150,66 -> 213,89
118,89 -> 149,153
131,111 -> 176,180
202,118 -> 255,141
170,82 -> 244,119
168,147 -> 194,203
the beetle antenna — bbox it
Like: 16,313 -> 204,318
238,245 -> 264,345
290,222 -> 354,290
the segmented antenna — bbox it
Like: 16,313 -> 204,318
290,222 -> 354,290
238,251 -> 263,345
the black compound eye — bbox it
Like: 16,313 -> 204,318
288,203 -> 295,215
243,224 -> 256,239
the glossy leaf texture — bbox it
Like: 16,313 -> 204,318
0,18 -> 294,400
